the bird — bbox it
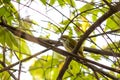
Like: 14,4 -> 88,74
61,35 -> 84,57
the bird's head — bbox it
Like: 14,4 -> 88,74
61,35 -> 70,42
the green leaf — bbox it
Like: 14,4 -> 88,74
92,9 -> 99,22
117,74 -> 120,78
20,17 -> 33,35
68,26 -> 73,36
30,56 -> 60,80
17,39 -> 31,55
0,71 -> 11,80
50,0 -> 56,5
7,32 -> 19,49
47,22 -> 61,33
40,0 -> 46,5
105,12 -> 120,30
73,22 -> 83,36
64,60 -> 89,79
58,0 -> 65,7
0,7 -> 6,16
0,27 -> 19,48
0,27 -> 5,45
3,0 -> 10,3
69,61 -> 81,74
16,0 -> 20,3
0,54 -> 3,61
0,27 -> 31,58
65,0 -> 76,7
0,64 -> 11,80
0,28 -> 23,59
90,54 -> 101,60
60,19 -> 70,25
53,52 -> 65,60
80,3 -> 94,12
0,3 -> 19,25
8,3 -> 19,19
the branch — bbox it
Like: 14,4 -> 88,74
89,28 -> 120,38
0,21 -> 70,57
0,61 -> 18,80
37,38 -> 120,57
57,56 -> 72,80
0,49 -> 120,73
0,21 -> 120,76
0,49 -> 49,72
40,38 -> 120,57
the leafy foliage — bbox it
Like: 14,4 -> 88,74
0,0 -> 120,80
29,55 -> 63,80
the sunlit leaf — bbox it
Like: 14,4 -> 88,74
58,0 -> 65,7
8,3 -> 19,19
3,0 -> 10,3
63,60 -> 90,79
60,19 -> 70,25
0,2 -> 19,25
30,56 -> 61,80
53,52 -> 65,60
19,17 -> 34,35
73,23 -> 83,36
92,9 -> 99,22
40,0 -> 46,5
58,61 -> 64,71
90,53 -> 101,60
50,0 -> 56,5
64,0 -> 76,7
0,7 -> 6,16
117,74 -> 120,78
106,12 -> 120,30
0,27 -> 31,59
0,27 -> 18,48
47,22 -> 61,33
18,39 -> 31,55
0,64 -> 11,80
0,71 -> 11,80
16,0 -> 20,3
80,3 -> 94,13
81,16 -> 90,32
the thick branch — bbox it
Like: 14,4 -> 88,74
57,56 -> 72,80
0,22 -> 71,57
40,39 -> 120,57
89,28 -> 120,38
38,39 -> 120,57
0,21 -> 120,75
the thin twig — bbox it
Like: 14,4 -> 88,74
89,29 -> 120,38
